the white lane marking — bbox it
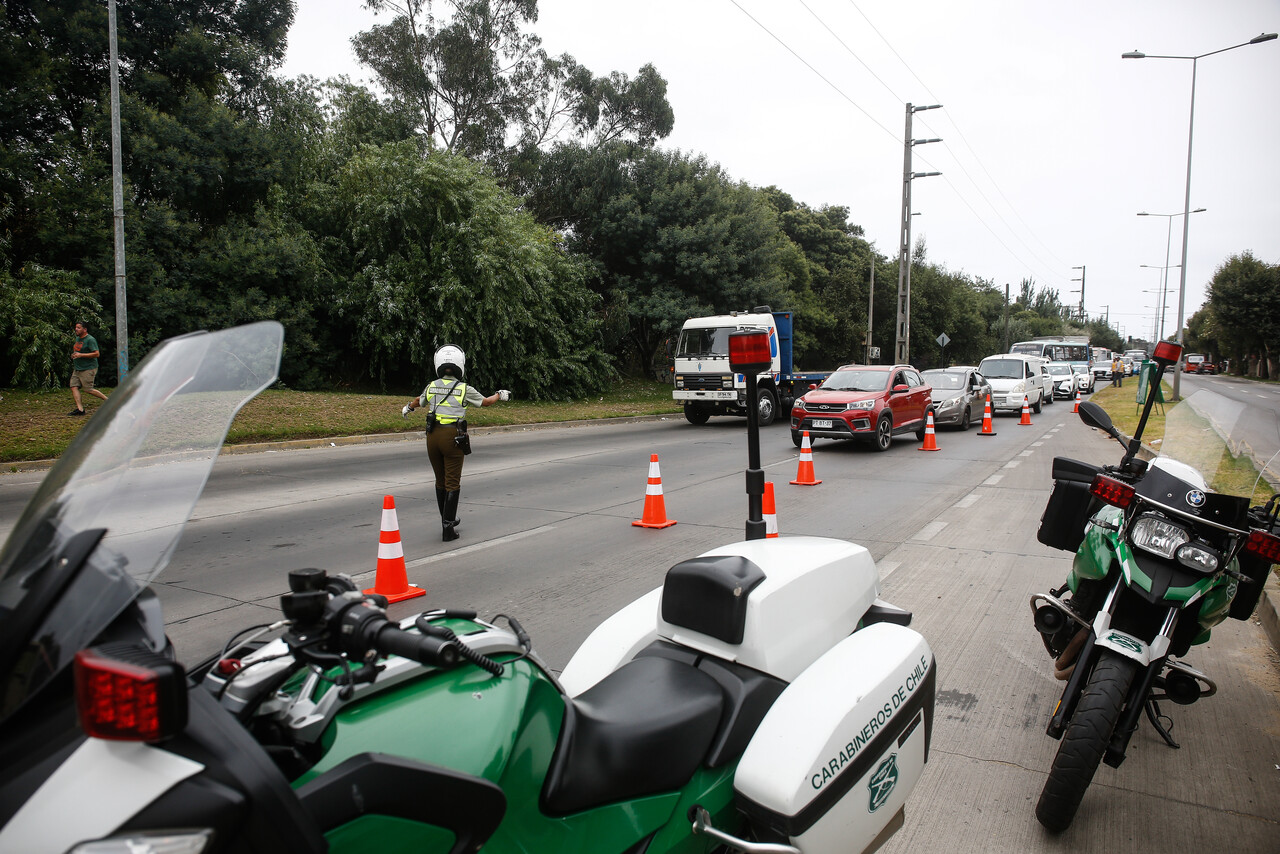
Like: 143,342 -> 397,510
956,494 -> 979,508
879,560 -> 901,580
913,521 -> 947,541
1032,442 -> 1044,447
1004,460 -> 1021,469
1019,450 -> 1034,457
353,526 -> 560,578
984,474 -> 1004,485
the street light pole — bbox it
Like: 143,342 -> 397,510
1137,209 -> 1203,342
894,102 -> 941,365
1124,32 -> 1276,399
108,0 -> 129,380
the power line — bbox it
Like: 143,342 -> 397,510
724,0 -> 902,147
844,0 -> 1075,273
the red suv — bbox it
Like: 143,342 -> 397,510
790,364 -> 933,451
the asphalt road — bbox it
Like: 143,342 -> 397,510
1,393 -> 1277,851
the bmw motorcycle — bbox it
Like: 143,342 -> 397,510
1030,342 -> 1280,832
0,322 -> 936,854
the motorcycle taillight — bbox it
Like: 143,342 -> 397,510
1090,474 -> 1135,508
1245,529 -> 1280,564
75,644 -> 187,742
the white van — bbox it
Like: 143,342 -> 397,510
978,354 -> 1052,413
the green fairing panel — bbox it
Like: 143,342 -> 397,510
299,655 -> 740,853
1069,510 -> 1121,590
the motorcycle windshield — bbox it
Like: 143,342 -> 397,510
0,322 -> 282,724
1146,387 -> 1277,520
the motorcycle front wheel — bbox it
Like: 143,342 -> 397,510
1035,650 -> 1137,833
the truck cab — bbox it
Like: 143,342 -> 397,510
672,308 -> 828,426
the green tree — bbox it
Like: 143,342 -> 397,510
316,140 -> 612,396
353,0 -> 673,169
529,143 -> 800,376
1206,251 -> 1280,377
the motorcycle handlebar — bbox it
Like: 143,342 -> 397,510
373,623 -> 461,668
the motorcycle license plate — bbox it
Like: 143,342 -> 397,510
812,419 -> 833,428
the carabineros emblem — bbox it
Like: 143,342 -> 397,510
868,753 -> 899,812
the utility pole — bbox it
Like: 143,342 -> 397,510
1070,265 -> 1085,323
894,102 -> 941,365
108,0 -> 129,379
865,263 -> 874,364
1003,283 -> 1010,352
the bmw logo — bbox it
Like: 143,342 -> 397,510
1186,490 -> 1206,508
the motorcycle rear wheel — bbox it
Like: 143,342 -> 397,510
1035,650 -> 1137,832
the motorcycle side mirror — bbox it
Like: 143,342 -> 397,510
1077,401 -> 1116,436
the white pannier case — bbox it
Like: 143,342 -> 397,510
734,623 -> 936,854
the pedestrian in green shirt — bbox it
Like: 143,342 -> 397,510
69,321 -> 108,416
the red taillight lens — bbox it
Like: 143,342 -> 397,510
1245,529 -> 1280,564
75,645 -> 187,742
1091,474 -> 1135,508
728,329 -> 771,374
1153,341 -> 1182,363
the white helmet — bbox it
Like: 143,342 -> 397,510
434,344 -> 466,379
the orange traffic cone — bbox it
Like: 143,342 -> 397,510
790,431 -> 822,485
977,393 -> 997,437
1019,395 -> 1033,426
1072,387 -> 1080,413
919,410 -> 940,451
363,495 -> 426,603
763,481 -> 779,538
633,454 -> 677,528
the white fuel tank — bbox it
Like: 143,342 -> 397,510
734,623 -> 936,854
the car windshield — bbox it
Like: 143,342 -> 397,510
979,359 -> 1023,380
822,369 -> 889,392
922,371 -> 964,390
1048,365 -> 1072,376
0,322 -> 283,725
1071,365 -> 1088,374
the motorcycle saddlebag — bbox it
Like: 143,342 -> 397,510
1037,457 -> 1102,552
734,624 -> 936,854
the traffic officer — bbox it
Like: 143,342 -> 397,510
404,345 -> 510,541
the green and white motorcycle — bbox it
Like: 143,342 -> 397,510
0,322 -> 936,854
1030,342 -> 1280,832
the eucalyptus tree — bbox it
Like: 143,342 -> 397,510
352,0 -> 673,173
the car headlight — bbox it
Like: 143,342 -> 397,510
674,375 -> 685,388
794,399 -> 807,411
1011,381 -> 1025,393
938,395 -> 961,410
847,400 -> 876,410
1130,514 -> 1191,559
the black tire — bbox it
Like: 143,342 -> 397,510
1035,652 -> 1137,833
791,430 -> 802,448
959,405 -> 971,431
684,404 -> 710,425
915,410 -> 932,442
1032,392 -> 1043,414
756,388 -> 777,427
873,415 -> 893,451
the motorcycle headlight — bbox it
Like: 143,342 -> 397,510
847,399 -> 876,410
1176,542 -> 1220,575
71,831 -> 213,854
1130,514 -> 1191,559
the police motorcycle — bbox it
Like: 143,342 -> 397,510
1029,341 -> 1280,832
0,321 -> 937,854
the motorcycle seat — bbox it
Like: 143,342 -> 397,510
541,655 -> 724,816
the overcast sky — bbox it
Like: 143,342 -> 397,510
281,0 -> 1279,346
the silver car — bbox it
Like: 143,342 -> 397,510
920,367 -> 992,430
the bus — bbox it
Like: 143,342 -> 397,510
1009,336 -> 1091,367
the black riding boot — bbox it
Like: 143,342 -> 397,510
442,489 -> 461,542
438,486 -> 460,531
